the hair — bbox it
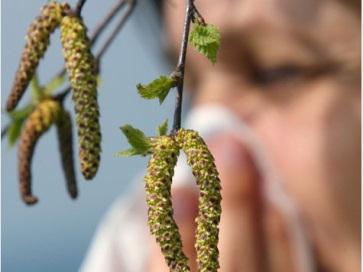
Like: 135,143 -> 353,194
154,0 -> 163,13
149,0 -> 360,17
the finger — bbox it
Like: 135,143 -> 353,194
264,207 -> 296,272
207,134 -> 267,272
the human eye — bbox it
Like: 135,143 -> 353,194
252,64 -> 307,86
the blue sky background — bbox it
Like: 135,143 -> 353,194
2,1 -> 188,271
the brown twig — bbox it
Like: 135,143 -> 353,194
191,5 -> 206,25
95,0 -> 136,61
171,0 -> 195,134
54,86 -> 72,103
1,124 -> 9,141
75,0 -> 88,16
90,0 -> 127,47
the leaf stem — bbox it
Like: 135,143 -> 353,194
171,0 -> 194,134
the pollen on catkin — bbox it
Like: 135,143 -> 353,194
6,1 -> 70,112
18,99 -> 61,205
145,136 -> 190,271
60,14 -> 101,180
176,129 -> 222,272
56,109 -> 78,199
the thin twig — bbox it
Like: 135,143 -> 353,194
1,124 -> 9,141
75,0 -> 88,16
54,86 -> 72,103
171,0 -> 194,134
95,0 -> 136,61
90,0 -> 127,46
191,5 -> 206,25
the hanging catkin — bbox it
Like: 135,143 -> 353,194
176,129 -> 222,272
18,99 -> 61,205
6,1 -> 69,112
56,109 -> 78,199
145,136 -> 190,271
60,14 -> 101,180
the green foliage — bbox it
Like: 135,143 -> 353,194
157,119 -> 168,136
137,76 -> 176,104
7,105 -> 34,147
7,119 -> 25,147
117,125 -> 152,156
44,74 -> 66,96
8,105 -> 34,120
31,75 -> 44,102
31,73 -> 66,100
189,23 -> 220,64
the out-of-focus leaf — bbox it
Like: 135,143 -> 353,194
7,118 -> 25,147
114,148 -> 140,157
44,74 -> 66,96
8,105 -> 34,120
31,75 -> 44,101
157,119 -> 168,136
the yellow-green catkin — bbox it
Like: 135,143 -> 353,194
6,1 -> 69,112
176,129 -> 222,272
18,99 -> 61,205
60,14 -> 101,180
145,136 -> 190,271
56,109 -> 78,199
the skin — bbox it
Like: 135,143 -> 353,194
149,0 -> 360,271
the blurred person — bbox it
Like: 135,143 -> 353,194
81,0 -> 361,271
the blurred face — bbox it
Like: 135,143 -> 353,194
163,0 -> 360,268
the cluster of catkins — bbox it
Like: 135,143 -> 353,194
5,1 -> 101,204
145,129 -> 222,272
18,99 -> 77,204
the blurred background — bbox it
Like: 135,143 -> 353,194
1,1 -> 181,271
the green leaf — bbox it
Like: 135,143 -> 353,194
137,76 -> 176,104
96,75 -> 102,87
120,124 -> 151,156
6,105 -> 34,147
44,74 -> 66,96
157,119 -> 168,136
7,118 -> 25,147
189,23 -> 221,64
8,105 -> 34,120
31,75 -> 44,101
114,148 -> 140,157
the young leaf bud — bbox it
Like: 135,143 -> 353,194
56,109 -> 78,199
145,136 -> 190,271
6,1 -> 70,112
18,99 -> 61,205
60,14 -> 101,180
176,129 -> 222,272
